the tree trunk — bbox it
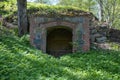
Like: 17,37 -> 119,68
17,0 -> 28,36
111,0 -> 117,27
99,0 -> 104,21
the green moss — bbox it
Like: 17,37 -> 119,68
27,3 -> 91,17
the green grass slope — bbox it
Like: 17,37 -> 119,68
0,29 -> 120,80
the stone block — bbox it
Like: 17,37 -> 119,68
96,37 -> 107,43
93,33 -> 101,38
91,29 -> 97,34
90,35 -> 95,42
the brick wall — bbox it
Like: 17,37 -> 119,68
30,16 -> 90,55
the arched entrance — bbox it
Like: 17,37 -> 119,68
47,26 -> 73,57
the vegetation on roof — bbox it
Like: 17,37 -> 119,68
3,3 -> 93,23
27,3 -> 92,17
0,1 -> 92,17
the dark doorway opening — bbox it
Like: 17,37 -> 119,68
47,26 -> 72,57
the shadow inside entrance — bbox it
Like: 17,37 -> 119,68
46,26 -> 73,57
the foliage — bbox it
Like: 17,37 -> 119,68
0,0 -> 17,17
59,0 -> 96,12
58,0 -> 120,29
96,0 -> 120,29
0,28 -> 120,80
27,3 -> 90,17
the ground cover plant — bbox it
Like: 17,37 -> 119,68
0,28 -> 120,80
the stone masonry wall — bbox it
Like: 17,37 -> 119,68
30,16 -> 90,53
90,21 -> 108,49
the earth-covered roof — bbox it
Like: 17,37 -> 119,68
27,3 -> 93,17
4,3 -> 97,23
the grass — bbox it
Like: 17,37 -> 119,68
0,27 -> 120,80
27,3 -> 90,17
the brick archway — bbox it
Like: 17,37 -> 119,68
40,21 -> 77,53
46,26 -> 73,57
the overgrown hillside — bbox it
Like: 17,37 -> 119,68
0,28 -> 120,80
0,1 -> 120,80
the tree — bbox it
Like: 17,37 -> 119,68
17,0 -> 28,36
82,0 -> 96,12
59,0 -> 96,12
96,0 -> 104,21
96,0 -> 120,28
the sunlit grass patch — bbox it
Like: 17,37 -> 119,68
109,42 -> 120,51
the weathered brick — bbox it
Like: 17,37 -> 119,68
30,16 -> 90,55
